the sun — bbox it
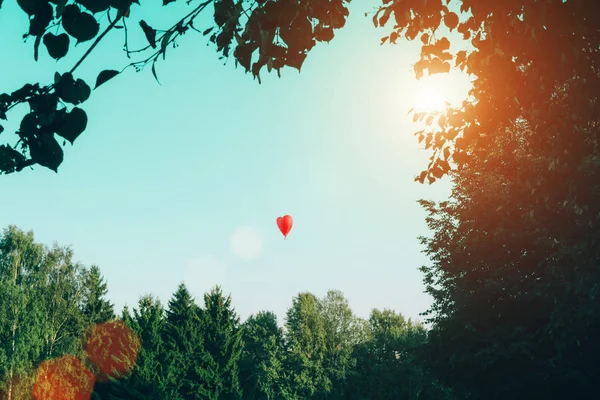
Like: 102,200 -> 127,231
414,81 -> 446,112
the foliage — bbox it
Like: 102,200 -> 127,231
0,0 -> 352,175
418,106 -> 600,398
160,283 -> 204,399
196,285 -> 244,400
239,311 -> 288,400
284,292 -> 330,399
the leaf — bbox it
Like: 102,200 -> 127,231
55,73 -> 91,105
161,31 -> 173,60
139,20 -> 156,48
444,12 -> 459,30
455,50 -> 467,67
17,0 -> 43,15
202,27 -> 214,36
43,33 -> 70,60
61,5 -> 100,44
107,0 -> 132,12
432,166 -> 444,178
76,0 -> 110,13
151,61 -> 161,85
163,0 -> 176,5
95,70 -> 119,89
19,113 -> 39,137
379,7 -> 392,27
0,145 -> 26,174
56,107 -> 87,144
29,134 -> 64,172
28,2 -> 53,36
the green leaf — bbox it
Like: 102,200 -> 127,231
55,73 -> 91,105
28,134 -> 63,172
17,0 -> 44,15
95,70 -> 119,89
43,33 -> 70,60
151,61 -> 161,85
108,0 -> 132,12
28,2 -> 53,36
19,113 -> 38,138
139,20 -> 157,48
56,107 -> 87,144
62,5 -> 100,44
76,0 -> 110,14
0,145 -> 26,174
161,31 -> 173,60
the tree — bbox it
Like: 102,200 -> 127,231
0,226 -> 46,400
197,285 -> 244,400
81,265 -> 115,325
317,290 -> 364,399
418,108 -> 600,399
94,295 -> 167,400
239,311 -> 289,400
343,309 -> 452,400
160,283 -> 205,400
37,244 -> 88,363
284,292 -> 329,399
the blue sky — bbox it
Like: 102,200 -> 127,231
0,1 -> 471,324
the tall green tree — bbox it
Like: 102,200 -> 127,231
0,226 -> 46,400
95,295 -> 167,400
81,265 -> 115,325
197,285 -> 244,400
38,245 -> 88,361
239,311 -> 289,400
284,292 -> 329,399
318,290 -> 364,399
344,309 -> 452,400
419,111 -> 600,399
161,283 -> 205,400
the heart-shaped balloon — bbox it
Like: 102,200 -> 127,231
277,215 -> 293,239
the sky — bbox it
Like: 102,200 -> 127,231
0,0 -> 472,325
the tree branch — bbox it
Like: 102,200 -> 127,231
69,10 -> 125,75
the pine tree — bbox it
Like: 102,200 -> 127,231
197,286 -> 244,400
81,265 -> 115,325
94,297 -> 168,400
161,283 -> 205,399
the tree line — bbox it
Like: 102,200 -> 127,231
0,225 -> 453,400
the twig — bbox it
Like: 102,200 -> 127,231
69,10 -> 124,75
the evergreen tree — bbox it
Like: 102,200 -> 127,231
197,286 -> 244,400
81,265 -> 115,325
94,296 -> 167,400
161,283 -> 205,400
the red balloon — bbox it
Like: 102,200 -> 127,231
277,215 -> 293,238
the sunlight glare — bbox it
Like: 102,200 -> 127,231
414,79 -> 447,112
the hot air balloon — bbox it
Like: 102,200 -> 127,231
277,215 -> 293,239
